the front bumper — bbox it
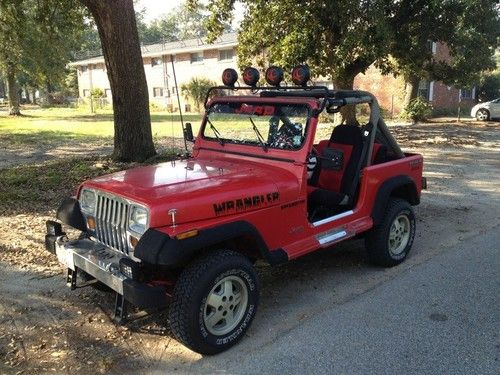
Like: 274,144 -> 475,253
47,234 -> 167,309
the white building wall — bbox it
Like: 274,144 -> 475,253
74,47 -> 238,111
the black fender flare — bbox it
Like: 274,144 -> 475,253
134,220 -> 288,267
371,175 -> 419,226
56,197 -> 87,232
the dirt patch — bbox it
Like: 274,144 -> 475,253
0,121 -> 499,373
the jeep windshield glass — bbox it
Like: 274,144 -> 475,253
203,102 -> 310,150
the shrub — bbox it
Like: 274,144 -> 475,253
150,102 -> 162,112
402,97 -> 433,123
181,77 -> 216,112
90,88 -> 105,98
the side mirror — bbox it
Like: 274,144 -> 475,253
184,122 -> 194,142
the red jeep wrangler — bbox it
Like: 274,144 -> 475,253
45,66 -> 425,355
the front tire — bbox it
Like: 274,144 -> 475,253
365,198 -> 416,267
476,108 -> 490,121
169,250 -> 259,355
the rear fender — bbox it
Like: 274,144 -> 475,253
371,175 -> 418,226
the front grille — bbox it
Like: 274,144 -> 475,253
94,193 -> 130,254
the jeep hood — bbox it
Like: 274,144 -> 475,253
83,158 -> 299,227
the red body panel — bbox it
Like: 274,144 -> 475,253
78,96 -> 424,262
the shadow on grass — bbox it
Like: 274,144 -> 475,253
0,151 -> 180,216
1,112 -> 203,123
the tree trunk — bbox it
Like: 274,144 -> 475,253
23,87 -> 31,104
44,81 -> 53,105
403,75 -> 420,108
334,74 -> 358,125
6,64 -> 20,116
32,89 -> 37,105
81,0 -> 156,162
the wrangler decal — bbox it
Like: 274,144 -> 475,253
213,192 -> 279,216
281,199 -> 305,210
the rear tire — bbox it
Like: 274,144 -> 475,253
365,198 -> 415,267
476,108 -> 490,121
169,250 -> 259,355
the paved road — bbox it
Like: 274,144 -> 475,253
183,227 -> 499,375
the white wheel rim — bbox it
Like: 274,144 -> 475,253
388,214 -> 411,256
203,275 -> 248,336
477,110 -> 488,121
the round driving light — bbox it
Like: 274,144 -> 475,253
222,68 -> 238,87
242,67 -> 260,87
265,66 -> 284,87
291,65 -> 310,86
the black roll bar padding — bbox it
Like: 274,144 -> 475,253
378,118 -> 405,159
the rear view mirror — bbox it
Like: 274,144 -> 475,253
184,122 -> 194,142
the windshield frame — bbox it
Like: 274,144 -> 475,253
200,99 -> 314,153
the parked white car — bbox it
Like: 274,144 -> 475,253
470,98 -> 500,121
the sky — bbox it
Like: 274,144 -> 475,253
135,0 -> 244,26
135,0 -> 183,22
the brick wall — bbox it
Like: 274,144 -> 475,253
354,65 -> 406,116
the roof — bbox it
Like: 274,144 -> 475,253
69,32 -> 238,66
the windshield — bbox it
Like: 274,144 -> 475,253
203,102 -> 310,150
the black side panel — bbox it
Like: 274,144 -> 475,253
56,197 -> 86,231
371,175 -> 418,226
134,221 -> 288,267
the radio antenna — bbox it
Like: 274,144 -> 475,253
170,54 -> 187,151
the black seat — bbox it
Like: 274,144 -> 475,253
308,125 -> 364,216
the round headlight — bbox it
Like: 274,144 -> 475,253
129,206 -> 148,234
242,67 -> 260,87
222,68 -> 238,87
265,66 -> 284,87
79,189 -> 96,214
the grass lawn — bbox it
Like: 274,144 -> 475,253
0,106 -> 203,146
0,106 -> 204,213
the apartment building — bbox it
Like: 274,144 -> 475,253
70,33 -> 238,111
70,35 -> 475,114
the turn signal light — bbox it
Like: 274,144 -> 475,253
129,235 -> 139,247
87,217 -> 96,230
176,229 -> 199,240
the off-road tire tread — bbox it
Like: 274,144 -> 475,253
168,249 -> 256,354
366,198 -> 415,267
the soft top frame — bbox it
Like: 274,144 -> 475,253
204,84 -> 403,161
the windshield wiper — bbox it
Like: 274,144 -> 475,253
206,118 -> 224,146
248,116 -> 268,152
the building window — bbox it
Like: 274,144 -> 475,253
418,80 -> 431,100
151,57 -> 162,67
171,86 -> 177,95
460,88 -> 475,100
218,49 -> 234,61
427,41 -> 437,54
153,87 -> 163,97
82,89 -> 90,98
190,52 -> 204,64
105,89 -> 112,98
